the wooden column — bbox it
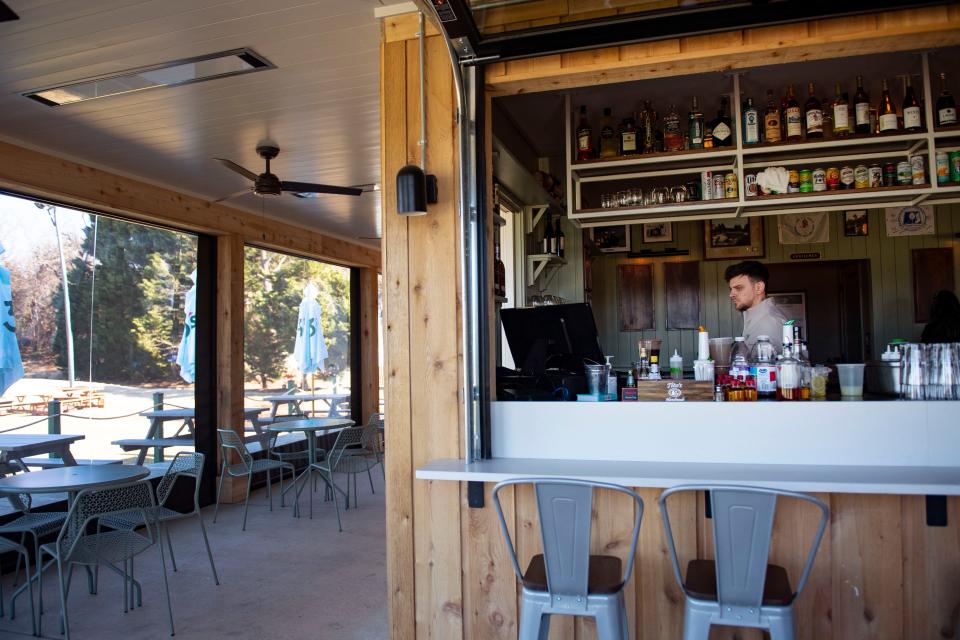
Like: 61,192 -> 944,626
359,267 -> 381,422
216,233 -> 246,503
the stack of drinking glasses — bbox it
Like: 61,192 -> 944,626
900,343 -> 960,400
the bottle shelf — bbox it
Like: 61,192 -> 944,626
746,183 -> 929,202
571,147 -> 737,177
526,254 -> 566,287
570,199 -> 740,224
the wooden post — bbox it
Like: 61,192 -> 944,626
152,391 -> 164,463
360,267 -> 380,423
216,234 -> 246,502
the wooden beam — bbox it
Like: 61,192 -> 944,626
0,141 -> 380,269
359,267 -> 381,423
216,233 -> 247,503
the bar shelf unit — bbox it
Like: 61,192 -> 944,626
563,50 -> 960,227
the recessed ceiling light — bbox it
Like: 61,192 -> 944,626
23,48 -> 274,106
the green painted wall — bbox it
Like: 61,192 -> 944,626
589,205 -> 960,368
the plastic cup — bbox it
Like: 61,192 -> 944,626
810,365 -> 831,399
708,337 -> 734,367
836,363 -> 865,397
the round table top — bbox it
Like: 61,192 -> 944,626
0,465 -> 150,494
266,418 -> 354,433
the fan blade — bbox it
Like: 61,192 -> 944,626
282,181 -> 362,197
212,188 -> 253,203
213,158 -> 258,181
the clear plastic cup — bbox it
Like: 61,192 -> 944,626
810,365 -> 831,399
836,363 -> 865,397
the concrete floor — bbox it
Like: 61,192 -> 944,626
0,471 -> 388,639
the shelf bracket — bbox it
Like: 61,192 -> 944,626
911,192 -> 931,206
527,256 -> 549,287
907,138 -> 927,155
524,204 -> 549,233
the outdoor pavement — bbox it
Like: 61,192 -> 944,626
0,470 -> 388,639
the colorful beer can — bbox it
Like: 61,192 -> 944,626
812,168 -> 827,192
854,165 -> 869,189
840,166 -> 855,189
724,173 -> 738,198
745,173 -> 758,197
799,169 -> 813,193
868,164 -> 882,188
701,171 -> 714,200
897,161 -> 912,185
909,154 -> 926,185
949,151 -> 960,182
883,162 -> 896,187
936,151 -> 949,184
713,174 -> 725,199
826,167 -> 840,190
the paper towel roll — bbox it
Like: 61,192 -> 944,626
698,331 -> 710,361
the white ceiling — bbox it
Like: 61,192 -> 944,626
0,0 -> 385,244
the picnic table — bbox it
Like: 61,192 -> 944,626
259,393 -> 351,419
0,434 -> 85,473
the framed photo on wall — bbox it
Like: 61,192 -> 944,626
590,225 -> 631,253
642,222 -> 672,243
703,218 -> 764,260
844,210 -> 868,237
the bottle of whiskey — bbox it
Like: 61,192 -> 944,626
639,101 -> 657,154
576,105 -> 593,161
742,96 -> 760,144
937,72 -> 957,127
663,103 -> 683,152
854,75 -> 871,134
688,96 -> 705,149
878,79 -> 899,133
710,97 -> 733,147
599,108 -> 618,158
832,82 -> 850,137
763,89 -> 781,143
620,114 -> 638,155
902,76 -> 922,131
804,82 -> 823,139
785,84 -> 803,141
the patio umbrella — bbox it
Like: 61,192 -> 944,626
293,282 -> 328,375
175,269 -> 196,384
0,242 -> 24,396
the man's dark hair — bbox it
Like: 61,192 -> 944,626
724,260 -> 769,286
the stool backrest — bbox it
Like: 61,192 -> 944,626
660,485 -> 828,610
493,478 -> 644,602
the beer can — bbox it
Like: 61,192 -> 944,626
896,161 -> 912,185
826,167 -> 840,190
745,173 -> 758,197
701,171 -> 714,200
883,162 -> 896,187
713,174 -> 724,199
788,169 -> 800,193
868,164 -> 882,188
799,169 -> 813,193
854,165 -> 869,189
724,173 -> 738,199
909,154 -> 926,185
840,166 -> 855,189
812,168 -> 827,192
950,151 -> 960,182
936,151 -> 949,184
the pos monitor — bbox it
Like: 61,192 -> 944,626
501,303 -> 604,375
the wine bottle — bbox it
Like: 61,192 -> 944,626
832,82 -> 849,137
785,84 -> 803,141
878,79 -> 898,133
937,72 -> 957,127
854,75 -> 871,134
542,216 -> 553,254
902,76 -> 922,131
709,97 -> 733,147
576,105 -> 593,161
599,107 -> 618,158
742,97 -> 760,144
557,220 -> 565,258
804,82 -> 823,139
763,89 -> 781,143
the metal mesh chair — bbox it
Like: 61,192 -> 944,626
0,534 -> 36,635
266,418 -> 313,507
38,480 -> 174,639
99,452 -> 219,584
492,478 -> 644,640
660,485 -> 829,640
305,425 -> 369,531
214,428 -> 295,531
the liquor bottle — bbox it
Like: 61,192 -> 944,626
663,103 -> 683,152
639,101 -> 657,154
599,107 -> 618,158
493,241 -> 505,298
785,84 -> 803,141
878,79 -> 899,133
902,76 -> 922,131
832,82 -> 850,137
709,97 -> 733,147
854,75 -> 871,134
549,216 -> 559,255
776,345 -> 802,401
620,115 -> 638,155
557,219 -> 565,258
688,96 -> 705,149
576,105 -> 593,161
541,216 -> 553,254
937,72 -> 957,127
804,82 -> 823,139
742,96 -> 760,144
763,89 -> 782,143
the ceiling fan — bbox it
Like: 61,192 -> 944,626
213,142 -> 363,201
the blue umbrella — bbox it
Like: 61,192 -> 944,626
0,242 -> 24,396
293,282 -> 327,375
174,269 -> 196,383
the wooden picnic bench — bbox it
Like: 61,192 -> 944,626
20,457 -> 122,469
0,434 -> 85,473
112,437 -> 195,465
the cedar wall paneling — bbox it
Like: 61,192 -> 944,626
382,16 -> 960,640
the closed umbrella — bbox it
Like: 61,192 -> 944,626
293,282 -> 327,375
0,242 -> 24,395
175,269 -> 196,384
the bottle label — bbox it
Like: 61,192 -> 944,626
855,102 -> 870,126
712,121 -> 731,142
879,113 -> 898,132
833,104 -> 849,130
764,113 -> 781,141
939,107 -> 957,125
786,107 -> 802,136
903,106 -> 922,129
621,132 -> 637,152
744,110 -> 759,143
755,365 -> 777,393
690,121 -> 704,144
577,133 -> 591,151
806,108 -> 823,133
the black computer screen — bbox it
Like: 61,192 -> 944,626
501,303 -> 604,374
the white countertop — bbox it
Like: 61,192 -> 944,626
416,457 -> 960,495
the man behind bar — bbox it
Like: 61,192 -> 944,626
725,260 -> 787,351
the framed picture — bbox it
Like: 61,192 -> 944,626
590,225 -> 631,253
703,218 -> 764,260
642,222 -> 672,243
768,291 -> 807,336
844,210 -> 868,237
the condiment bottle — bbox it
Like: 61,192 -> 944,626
669,350 -> 683,380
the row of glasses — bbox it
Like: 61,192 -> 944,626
599,185 -> 689,209
900,342 -> 960,400
530,293 -> 565,306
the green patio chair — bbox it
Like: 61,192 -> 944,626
214,428 -> 295,531
306,425 -> 377,531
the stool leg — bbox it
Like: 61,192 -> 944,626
619,593 -> 630,640
595,601 -> 624,640
682,603 -> 713,640
538,613 -> 551,640
766,609 -> 796,640
518,597 -> 544,640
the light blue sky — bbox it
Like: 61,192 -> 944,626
0,193 -> 89,264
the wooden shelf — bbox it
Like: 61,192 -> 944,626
746,184 -> 929,201
571,147 -> 736,175
526,254 -> 566,287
